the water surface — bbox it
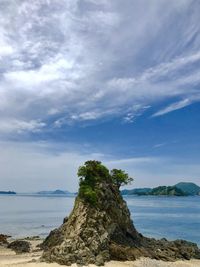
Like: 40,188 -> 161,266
0,194 -> 199,246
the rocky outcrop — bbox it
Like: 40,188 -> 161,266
42,161 -> 200,266
8,240 -> 31,254
0,234 -> 10,247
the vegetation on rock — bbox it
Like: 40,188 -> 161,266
78,160 -> 133,205
111,169 -> 133,188
42,160 -> 200,266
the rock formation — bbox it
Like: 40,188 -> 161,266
0,234 -> 10,247
8,240 -> 31,254
42,161 -> 200,265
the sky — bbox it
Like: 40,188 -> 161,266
0,0 -> 200,192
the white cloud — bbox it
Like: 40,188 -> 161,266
153,94 -> 200,117
0,30 -> 15,58
0,141 -> 109,192
153,99 -> 191,117
1,1 -> 200,193
0,119 -> 46,134
106,157 -> 157,165
0,141 -> 199,191
0,0 -> 200,136
153,143 -> 166,148
4,55 -> 77,88
105,156 -> 200,189
0,45 -> 14,57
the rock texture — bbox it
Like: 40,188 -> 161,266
42,179 -> 200,266
0,234 -> 10,247
8,240 -> 31,254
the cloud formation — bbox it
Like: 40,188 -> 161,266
153,99 -> 193,117
0,0 -> 200,137
1,141 -> 199,192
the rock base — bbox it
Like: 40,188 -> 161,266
41,178 -> 200,266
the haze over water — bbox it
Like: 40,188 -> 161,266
0,194 -> 199,246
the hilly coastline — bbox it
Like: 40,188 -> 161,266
0,190 -> 75,196
0,191 -> 16,195
175,182 -> 200,195
2,182 -> 199,197
121,182 -> 200,196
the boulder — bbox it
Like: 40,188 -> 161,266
8,240 -> 31,254
0,234 -> 10,247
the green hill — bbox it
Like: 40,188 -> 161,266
121,188 -> 151,195
149,186 -> 187,196
121,183 -> 200,196
175,182 -> 200,195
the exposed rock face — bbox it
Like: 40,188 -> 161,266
42,181 -> 138,265
42,162 -> 200,266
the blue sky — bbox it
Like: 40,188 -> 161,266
0,0 -> 200,192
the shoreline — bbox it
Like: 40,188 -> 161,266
0,237 -> 200,267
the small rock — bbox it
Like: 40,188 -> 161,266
0,234 -> 10,246
63,216 -> 68,224
30,259 -> 37,263
8,240 -> 31,254
96,254 -> 104,266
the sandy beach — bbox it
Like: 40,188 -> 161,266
0,240 -> 200,267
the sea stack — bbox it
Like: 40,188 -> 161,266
42,161 -> 200,265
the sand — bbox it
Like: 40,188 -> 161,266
0,240 -> 200,267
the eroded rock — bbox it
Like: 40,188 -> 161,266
8,240 -> 31,254
0,234 -> 10,247
41,161 -> 200,265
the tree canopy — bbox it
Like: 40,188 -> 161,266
110,168 -> 133,188
78,160 -> 133,204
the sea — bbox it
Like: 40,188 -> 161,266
0,194 -> 199,246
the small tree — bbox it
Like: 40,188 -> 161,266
110,169 -> 133,188
78,160 -> 110,205
78,160 -> 110,185
77,161 -> 134,204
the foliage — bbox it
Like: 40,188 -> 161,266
78,184 -> 97,205
78,161 -> 110,205
78,160 -> 133,204
78,160 -> 110,186
110,169 -> 133,188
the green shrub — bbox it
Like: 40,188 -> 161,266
77,160 -> 133,205
111,169 -> 133,188
79,184 -> 97,205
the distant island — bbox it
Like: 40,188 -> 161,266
175,182 -> 200,195
0,190 -> 76,195
37,189 -> 75,195
121,182 -> 200,196
0,191 -> 16,195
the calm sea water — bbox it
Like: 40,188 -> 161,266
0,194 -> 199,246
